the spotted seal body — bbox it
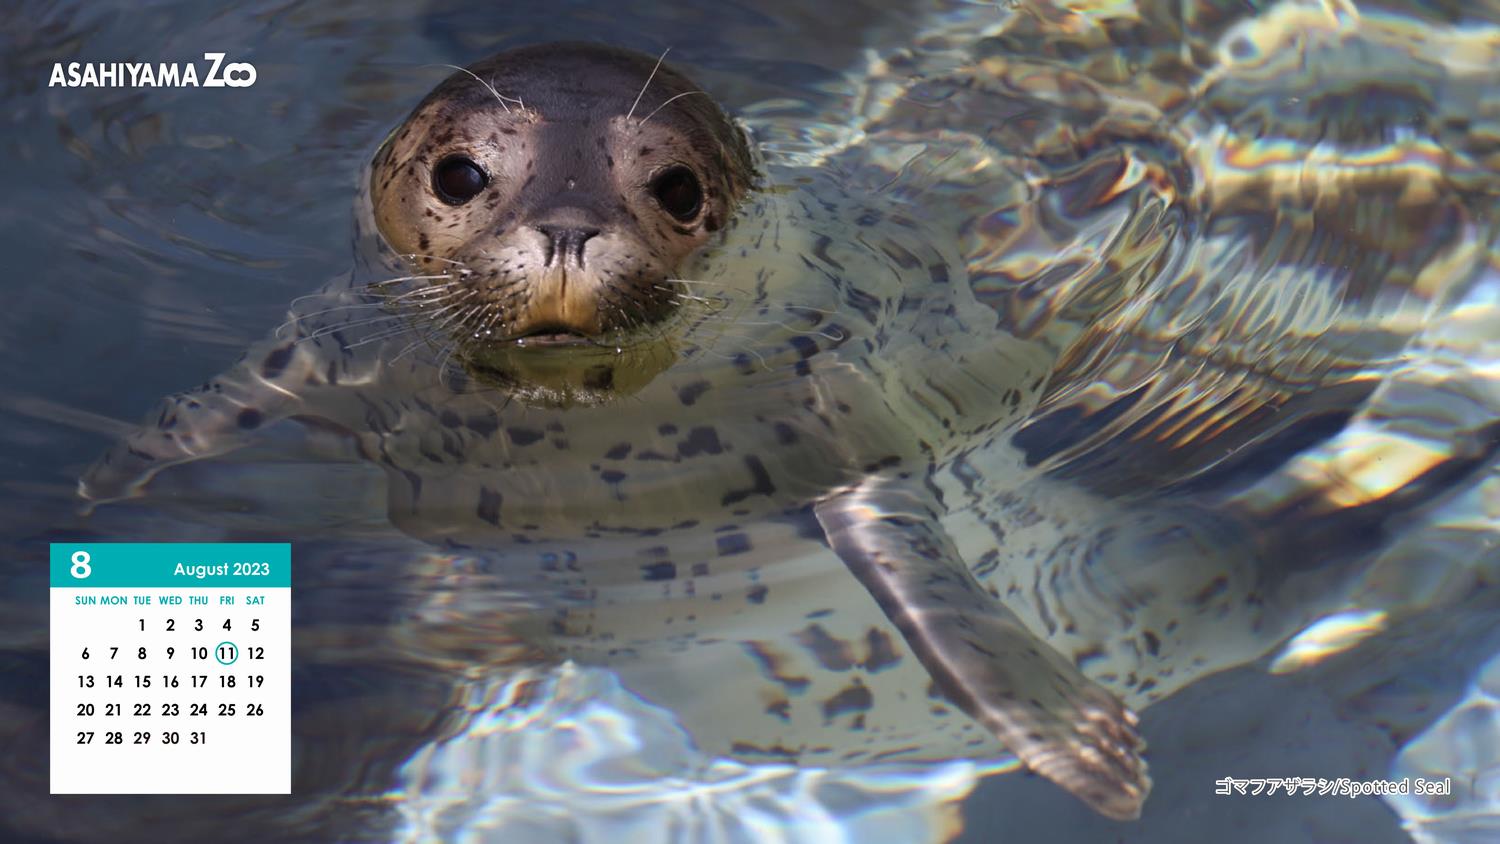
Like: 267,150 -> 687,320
79,41 -> 1349,821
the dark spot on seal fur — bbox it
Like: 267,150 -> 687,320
881,241 -> 922,269
677,426 -> 723,457
640,561 -> 676,581
477,486 -> 502,526
812,234 -> 845,271
741,642 -> 808,693
730,741 -> 800,760
1074,646 -> 1106,669
721,456 -> 776,506
466,413 -> 499,437
788,335 -> 818,376
716,532 -> 751,556
862,628 -> 901,672
794,624 -> 856,671
236,408 -> 262,430
678,380 -> 712,406
773,422 -> 797,445
261,344 -> 294,379
507,427 -> 545,446
821,679 -> 873,722
1193,575 -> 1229,606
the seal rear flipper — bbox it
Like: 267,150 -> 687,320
78,339 -> 316,504
814,477 -> 1150,820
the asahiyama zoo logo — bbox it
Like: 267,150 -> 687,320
49,53 -> 256,88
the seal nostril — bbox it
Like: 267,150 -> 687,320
534,224 -> 601,266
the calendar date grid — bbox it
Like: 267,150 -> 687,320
70,609 -> 275,750
50,543 -> 291,795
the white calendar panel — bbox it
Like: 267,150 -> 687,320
50,543 -> 291,794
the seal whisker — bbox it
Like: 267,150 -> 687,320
431,308 -> 470,336
435,336 -> 467,382
292,312 -> 410,345
625,47 -> 671,123
410,302 -> 468,328
364,290 -> 463,308
310,317 -> 412,344
446,304 -> 487,338
425,64 -> 521,114
608,287 -> 673,340
287,290 -> 356,310
473,306 -> 514,342
658,289 -> 721,305
364,273 -> 457,289
388,335 -> 434,363
733,318 -> 847,341
682,329 -> 771,370
399,253 -> 469,266
337,323 -> 428,352
361,278 -> 466,303
592,297 -> 673,348
375,287 -> 467,308
274,302 -> 395,339
640,90 -> 708,126
365,280 -> 463,296
660,277 -> 746,289
368,282 -> 464,299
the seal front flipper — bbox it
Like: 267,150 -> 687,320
78,337 -> 318,503
814,476 -> 1150,820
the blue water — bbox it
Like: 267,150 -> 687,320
4,1 -> 1500,842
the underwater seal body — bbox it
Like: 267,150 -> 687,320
80,41 -> 1362,821
81,41 -> 1150,817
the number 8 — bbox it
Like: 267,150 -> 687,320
70,551 -> 92,579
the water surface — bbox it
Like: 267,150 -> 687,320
3,1 -> 1499,842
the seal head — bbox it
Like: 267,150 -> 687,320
370,43 -> 756,351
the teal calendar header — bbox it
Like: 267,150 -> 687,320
49,543 -> 291,588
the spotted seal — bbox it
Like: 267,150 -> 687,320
78,39 -> 1405,821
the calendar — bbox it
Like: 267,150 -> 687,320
50,543 -> 291,794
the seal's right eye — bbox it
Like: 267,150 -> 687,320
649,166 -> 703,223
433,155 -> 488,205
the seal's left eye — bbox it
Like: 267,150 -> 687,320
650,166 -> 703,223
433,155 -> 488,204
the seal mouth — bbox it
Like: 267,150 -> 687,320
512,326 -> 594,348
462,324 -> 680,409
